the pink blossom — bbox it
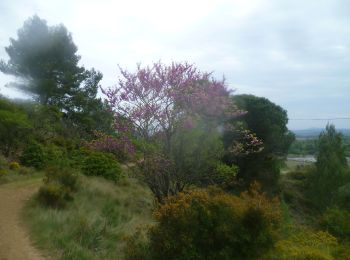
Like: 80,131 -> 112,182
102,62 -> 241,154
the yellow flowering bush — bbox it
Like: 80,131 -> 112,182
271,228 -> 338,260
148,183 -> 282,259
9,161 -> 20,170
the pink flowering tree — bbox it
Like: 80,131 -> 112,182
103,62 -> 239,153
102,62 -> 242,201
88,130 -> 135,161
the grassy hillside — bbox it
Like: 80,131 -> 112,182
23,176 -> 154,260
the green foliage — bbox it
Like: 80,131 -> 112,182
289,138 -> 318,155
25,177 -> 153,259
0,155 -> 7,168
44,166 -> 79,192
333,243 -> 350,260
125,229 -> 152,260
320,207 -> 350,240
44,144 -> 67,166
82,151 -> 122,182
9,161 -> 20,170
0,16 -> 113,136
69,148 -> 89,169
26,104 -> 66,142
170,119 -> 224,186
224,95 -> 295,191
241,155 -> 282,191
0,99 -> 85,161
280,163 -> 339,229
67,92 -> 115,137
344,138 -> 350,157
0,168 -> 8,176
308,124 -> 350,209
271,228 -> 338,260
20,141 -> 70,170
38,183 -> 68,208
232,95 -> 294,155
0,155 -> 39,184
213,163 -> 238,186
38,166 -> 79,208
20,142 -> 45,170
316,124 -> 348,169
335,182 -> 350,211
0,97 -> 32,156
0,15 -> 83,106
140,185 -> 282,260
137,118 -> 227,203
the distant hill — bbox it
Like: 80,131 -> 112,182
292,128 -> 350,139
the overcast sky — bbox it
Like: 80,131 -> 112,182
1,0 -> 350,130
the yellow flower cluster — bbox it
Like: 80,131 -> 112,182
273,228 -> 338,260
149,184 -> 283,259
9,161 -> 20,170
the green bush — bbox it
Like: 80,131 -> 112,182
82,151 -> 122,182
135,184 -> 282,260
44,144 -> 67,166
321,207 -> 350,240
38,166 -> 79,208
335,182 -> 350,211
271,228 -> 338,260
38,183 -> 67,208
308,125 -> 350,209
69,148 -> 90,169
213,163 -> 238,186
9,161 -> 20,170
44,166 -> 79,192
20,142 -> 45,169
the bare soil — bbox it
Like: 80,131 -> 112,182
0,181 -> 46,260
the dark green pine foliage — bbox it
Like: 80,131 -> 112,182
0,15 -> 113,136
310,124 -> 350,209
0,15 -> 84,106
223,95 -> 295,191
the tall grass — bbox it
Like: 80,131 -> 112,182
23,176 -> 154,260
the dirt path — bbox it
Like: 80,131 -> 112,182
0,180 -> 46,260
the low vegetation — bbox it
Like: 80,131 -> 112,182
127,184 -> 282,260
271,227 -> 338,259
81,151 -> 123,182
37,166 -> 79,208
24,176 -> 154,260
0,15 -> 349,260
0,155 -> 42,185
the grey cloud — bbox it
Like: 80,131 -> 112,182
0,0 -> 349,129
